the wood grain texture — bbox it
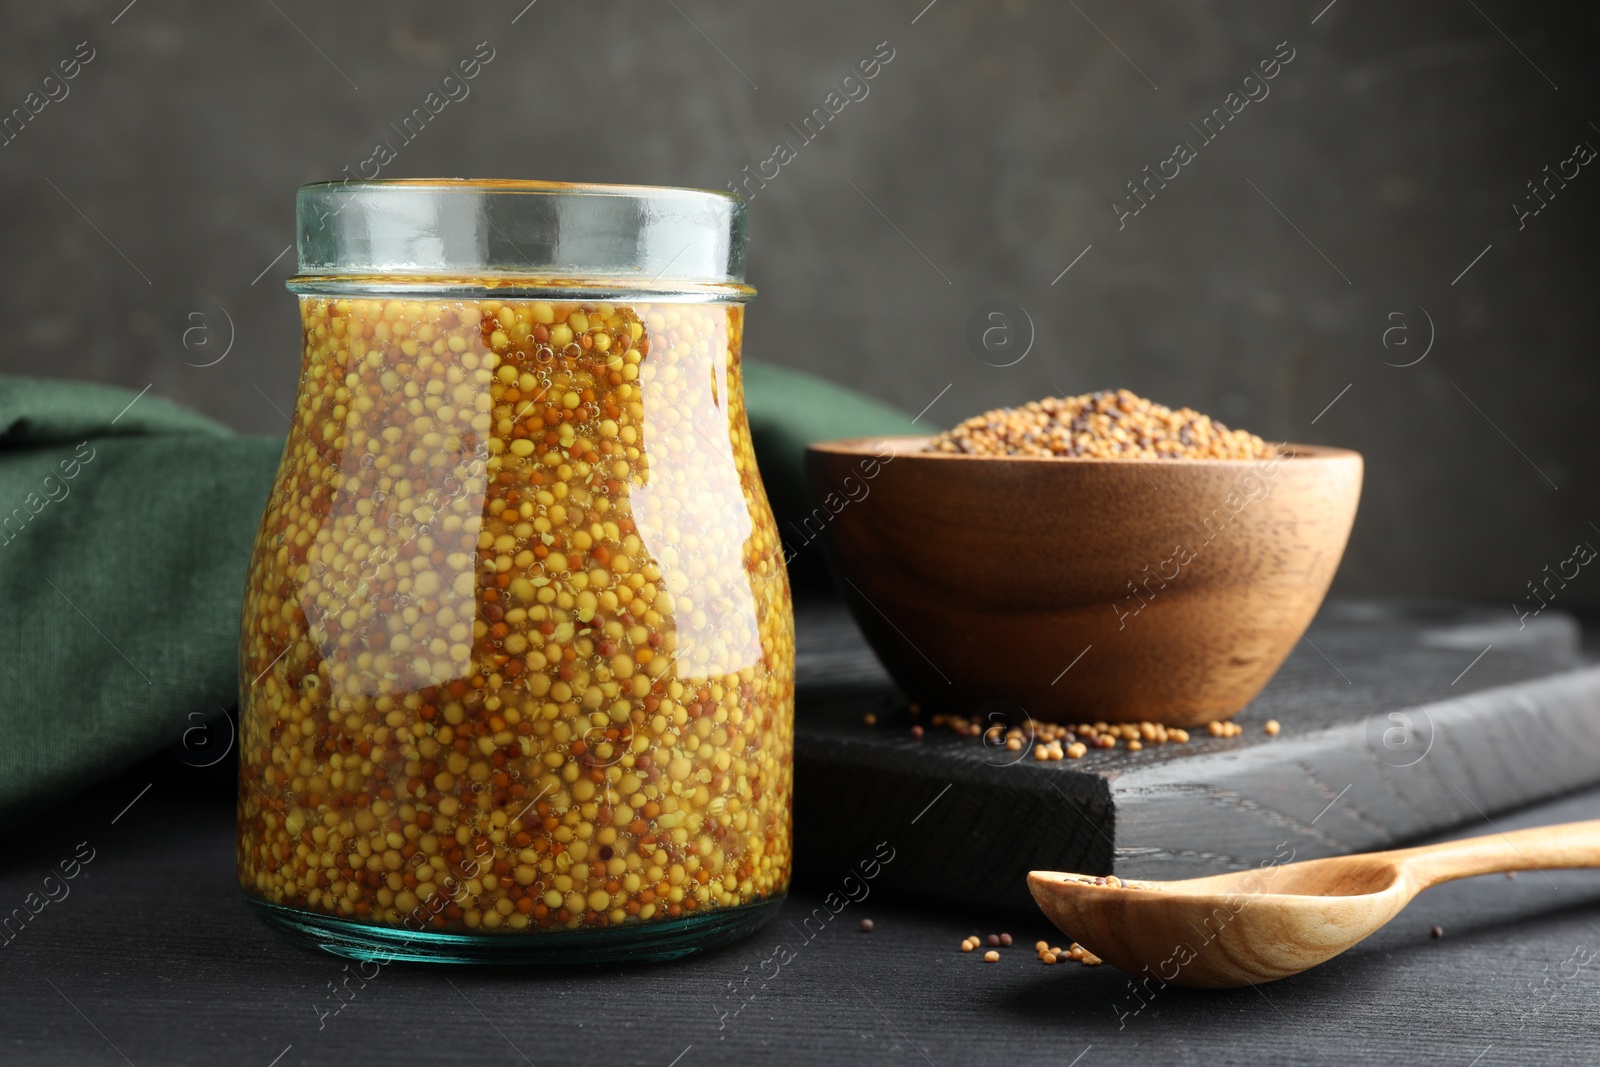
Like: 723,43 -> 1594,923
4,767 -> 1600,1066
1029,820 -> 1600,988
805,437 -> 1362,724
794,596 -> 1600,915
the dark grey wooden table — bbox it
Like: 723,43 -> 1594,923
2,741 -> 1599,1066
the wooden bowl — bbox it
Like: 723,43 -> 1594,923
803,437 -> 1362,726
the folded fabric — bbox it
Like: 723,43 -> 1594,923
0,364 -> 919,824
742,361 -> 924,586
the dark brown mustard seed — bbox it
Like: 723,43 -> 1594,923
1431,925 -> 1444,939
986,933 -> 1001,947
999,933 -> 1013,947
860,919 -> 874,933
910,725 -> 924,739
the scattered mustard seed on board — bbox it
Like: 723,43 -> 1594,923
930,712 -> 1235,755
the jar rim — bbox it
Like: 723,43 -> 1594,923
298,176 -> 742,201
292,178 -> 751,298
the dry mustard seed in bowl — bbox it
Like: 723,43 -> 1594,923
924,388 -> 1277,460
808,416 -> 1361,724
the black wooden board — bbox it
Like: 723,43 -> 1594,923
793,596 -> 1600,915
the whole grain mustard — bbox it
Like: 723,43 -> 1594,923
238,296 -> 794,937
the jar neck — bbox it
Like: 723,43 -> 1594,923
287,275 -> 754,303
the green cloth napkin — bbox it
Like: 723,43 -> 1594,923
0,364 -> 919,824
743,361 -> 923,585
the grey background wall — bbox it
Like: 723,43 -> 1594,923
1,1 -> 1596,611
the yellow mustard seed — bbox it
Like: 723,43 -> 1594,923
238,297 -> 794,939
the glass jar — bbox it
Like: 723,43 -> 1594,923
238,180 -> 794,964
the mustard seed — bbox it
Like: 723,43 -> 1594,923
1058,874 -> 1160,891
925,389 -> 1276,460
987,933 -> 1001,947
983,950 -> 1000,963
999,932 -> 1013,947
239,297 -> 794,938
1265,719 -> 1281,736
860,919 -> 874,933
932,711 -> 1194,755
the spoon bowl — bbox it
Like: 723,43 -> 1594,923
1029,820 -> 1600,987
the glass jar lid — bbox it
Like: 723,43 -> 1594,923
291,179 -> 750,300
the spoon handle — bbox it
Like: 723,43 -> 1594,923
1398,819 -> 1600,888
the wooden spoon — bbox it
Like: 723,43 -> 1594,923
1028,820 -> 1600,988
